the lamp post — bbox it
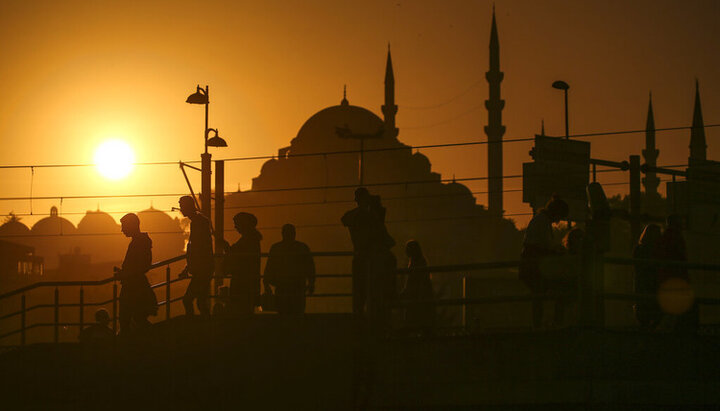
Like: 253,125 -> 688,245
552,80 -> 570,139
186,85 -> 228,217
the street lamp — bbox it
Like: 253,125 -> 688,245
186,84 -> 228,219
552,80 -> 570,139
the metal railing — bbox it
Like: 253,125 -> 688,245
4,252 -> 720,346
0,251 -> 355,346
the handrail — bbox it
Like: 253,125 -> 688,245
604,256 -> 720,272
0,254 -> 187,300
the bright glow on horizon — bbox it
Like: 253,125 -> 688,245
94,139 -> 135,180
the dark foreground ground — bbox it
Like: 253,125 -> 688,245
1,315 -> 720,410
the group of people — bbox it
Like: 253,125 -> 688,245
633,214 -> 698,332
520,194 -> 697,331
81,190 -> 434,341
341,187 -> 435,333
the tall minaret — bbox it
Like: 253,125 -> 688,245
484,6 -> 506,216
642,93 -> 660,198
382,45 -> 399,139
689,79 -> 707,163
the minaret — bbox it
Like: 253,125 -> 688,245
484,6 -> 506,216
689,79 -> 707,163
642,93 -> 660,198
382,45 -> 398,139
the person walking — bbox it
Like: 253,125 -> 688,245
114,213 -> 156,336
178,196 -> 214,319
401,240 -> 434,335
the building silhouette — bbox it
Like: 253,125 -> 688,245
223,13 -> 522,320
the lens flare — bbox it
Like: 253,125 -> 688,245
94,139 -> 135,180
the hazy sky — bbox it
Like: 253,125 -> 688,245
0,0 -> 718,227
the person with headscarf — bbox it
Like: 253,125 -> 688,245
114,213 -> 156,336
264,224 -> 315,315
225,212 -> 262,315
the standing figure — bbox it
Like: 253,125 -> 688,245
225,212 -> 262,316
656,214 -> 697,332
401,240 -> 434,334
519,195 -> 568,329
633,224 -> 662,329
264,224 -> 316,316
178,196 -> 215,319
342,188 -> 374,316
114,213 -> 156,336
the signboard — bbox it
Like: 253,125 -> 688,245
523,135 -> 591,221
670,160 -> 720,233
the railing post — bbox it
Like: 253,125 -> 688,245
79,287 -> 84,332
20,294 -> 26,346
112,281 -> 118,334
166,265 -> 171,320
54,288 -> 59,343
462,275 -> 467,329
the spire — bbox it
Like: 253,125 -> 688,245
642,92 -> 660,198
690,79 -> 707,162
489,4 -> 500,72
540,119 -> 546,136
381,45 -> 398,138
646,92 -> 655,149
341,84 -> 348,106
484,5 -> 505,216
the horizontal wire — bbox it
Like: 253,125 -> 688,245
0,123 -> 716,170
1,164 -> 667,202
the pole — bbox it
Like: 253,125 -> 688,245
214,160 -> 225,295
166,265 -> 171,320
79,287 -> 84,332
201,153 -> 212,218
204,85 -> 209,154
564,89 -> 569,139
359,137 -> 364,186
629,155 -> 642,244
54,288 -> 59,343
20,294 -> 26,346
112,281 -> 118,334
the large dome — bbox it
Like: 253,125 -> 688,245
293,100 -> 385,153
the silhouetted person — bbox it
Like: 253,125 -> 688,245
342,187 -> 374,316
656,214 -> 698,332
78,308 -> 115,345
401,240 -> 434,334
633,224 -> 662,329
520,195 -> 569,329
225,212 -> 262,316
114,213 -> 156,336
178,196 -> 214,319
366,193 -> 397,332
264,224 -> 316,315
548,228 -> 584,327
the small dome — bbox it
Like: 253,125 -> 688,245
0,218 -> 30,237
32,207 -> 77,235
77,210 -> 119,233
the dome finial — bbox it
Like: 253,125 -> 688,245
341,84 -> 349,106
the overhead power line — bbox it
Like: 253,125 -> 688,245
0,123 -> 717,170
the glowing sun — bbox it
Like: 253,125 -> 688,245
94,140 -> 135,180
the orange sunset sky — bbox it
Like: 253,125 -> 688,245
0,0 -> 718,228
